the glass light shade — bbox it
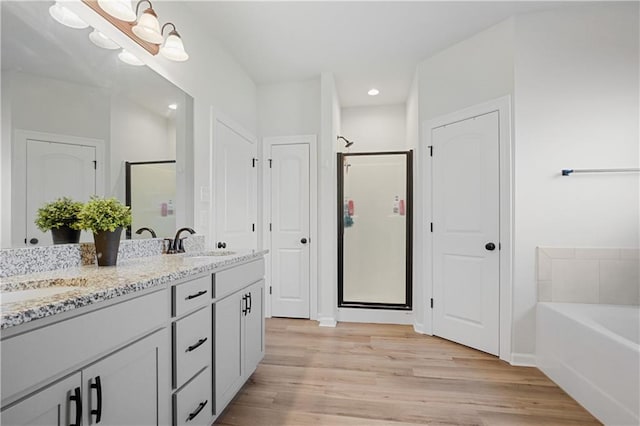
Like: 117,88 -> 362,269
97,0 -> 136,22
160,33 -> 189,62
118,49 -> 145,66
132,9 -> 163,44
49,2 -> 89,29
89,29 -> 120,50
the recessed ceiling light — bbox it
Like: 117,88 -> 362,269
89,29 -> 120,50
118,49 -> 144,66
368,88 -> 380,96
168,104 -> 178,110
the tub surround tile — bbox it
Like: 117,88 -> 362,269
537,247 -> 640,305
551,259 -> 599,303
0,248 -> 267,329
599,260 -> 640,305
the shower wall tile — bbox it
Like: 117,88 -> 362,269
537,247 -> 640,305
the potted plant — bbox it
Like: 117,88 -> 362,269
35,197 -> 83,244
78,196 -> 132,266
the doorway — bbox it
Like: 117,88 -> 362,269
337,151 -> 413,310
263,135 -> 318,319
422,96 -> 512,362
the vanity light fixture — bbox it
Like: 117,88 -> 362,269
89,29 -> 120,50
49,1 -> 89,29
168,104 -> 178,110
118,49 -> 144,66
97,0 -> 136,22
160,23 -> 189,62
368,88 -> 380,96
131,0 -> 163,44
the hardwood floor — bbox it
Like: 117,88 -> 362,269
215,318 -> 600,426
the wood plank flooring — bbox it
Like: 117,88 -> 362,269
215,318 -> 600,426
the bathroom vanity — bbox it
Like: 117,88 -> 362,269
0,250 -> 266,425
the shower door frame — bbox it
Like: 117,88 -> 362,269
337,150 -> 413,310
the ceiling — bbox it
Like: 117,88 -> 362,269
2,1 -> 186,118
187,1 -> 565,107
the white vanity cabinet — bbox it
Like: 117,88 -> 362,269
213,259 -> 265,416
0,373 -> 82,426
0,288 -> 170,426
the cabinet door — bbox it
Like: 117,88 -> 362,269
213,291 -> 244,415
83,329 -> 167,426
1,373 -> 81,426
244,280 -> 265,375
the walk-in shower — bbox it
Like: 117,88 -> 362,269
337,151 -> 412,309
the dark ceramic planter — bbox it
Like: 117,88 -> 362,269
93,227 -> 123,266
51,226 -> 81,245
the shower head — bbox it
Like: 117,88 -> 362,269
337,135 -> 354,148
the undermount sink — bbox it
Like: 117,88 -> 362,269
186,250 -> 236,258
0,286 -> 77,305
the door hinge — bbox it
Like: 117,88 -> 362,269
252,158 -> 258,168
430,222 -> 433,232
269,223 -> 272,232
430,298 -> 434,309
499,242 -> 502,250
268,159 -> 272,168
252,223 -> 255,232
93,160 -> 97,169
428,146 -> 433,157
269,286 -> 272,295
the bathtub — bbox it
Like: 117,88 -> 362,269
536,303 -> 640,425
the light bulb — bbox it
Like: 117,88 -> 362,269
160,31 -> 189,62
132,8 -> 163,44
97,0 -> 136,22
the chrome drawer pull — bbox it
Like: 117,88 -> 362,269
186,337 -> 207,352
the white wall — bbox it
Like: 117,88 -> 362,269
340,104 -> 407,152
109,95 -> 174,202
512,2 -> 639,356
257,79 -> 320,138
317,72 -> 341,325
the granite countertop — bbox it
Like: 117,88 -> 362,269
0,250 -> 267,330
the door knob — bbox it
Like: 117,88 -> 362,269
300,238 -> 308,244
485,242 -> 496,251
29,238 -> 39,245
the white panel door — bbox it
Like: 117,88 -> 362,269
432,111 -> 500,355
270,143 -> 310,318
214,122 -> 257,249
26,139 -> 96,246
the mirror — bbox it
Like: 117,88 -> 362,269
1,1 -> 194,248
337,152 -> 413,309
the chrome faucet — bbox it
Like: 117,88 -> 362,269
166,227 -> 196,254
135,227 -> 157,238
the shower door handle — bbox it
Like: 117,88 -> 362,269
300,238 -> 308,244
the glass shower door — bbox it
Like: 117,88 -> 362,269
338,151 -> 412,309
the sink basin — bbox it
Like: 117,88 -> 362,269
0,286 -> 77,304
187,250 -> 236,258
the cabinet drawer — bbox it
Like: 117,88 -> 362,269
173,306 -> 210,389
173,275 -> 210,317
213,258 -> 264,299
173,367 -> 211,426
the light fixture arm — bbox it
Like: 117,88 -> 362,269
135,0 -> 154,16
161,22 -> 180,37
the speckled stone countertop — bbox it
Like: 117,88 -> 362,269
0,249 -> 267,330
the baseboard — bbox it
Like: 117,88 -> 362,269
510,352 -> 536,367
318,317 -> 337,327
336,308 -> 413,325
413,322 -> 425,334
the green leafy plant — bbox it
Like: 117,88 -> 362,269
35,197 -> 83,232
78,196 -> 132,233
